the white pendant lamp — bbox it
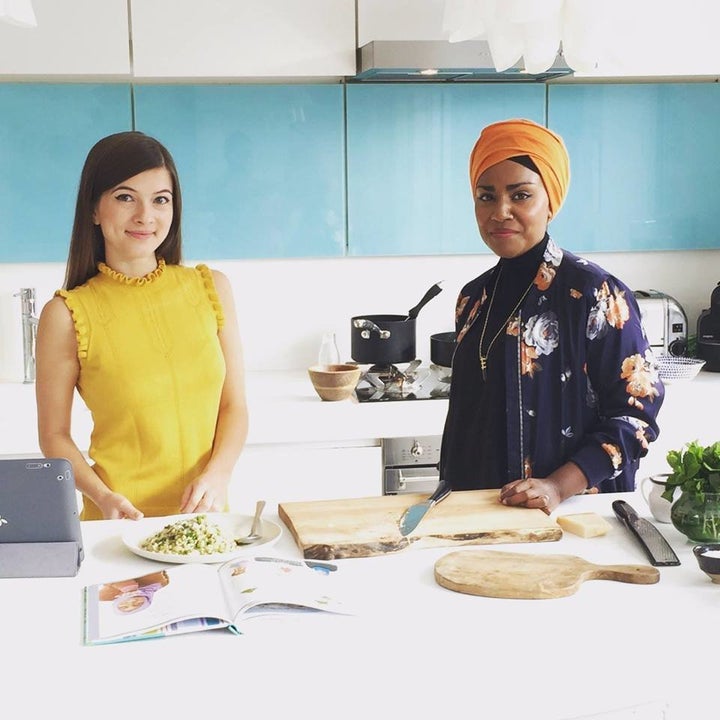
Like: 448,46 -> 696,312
520,7 -> 563,74
561,0 -> 605,73
442,0 -> 486,43
483,0 -> 524,71
0,0 -> 37,28
442,0 -> 605,74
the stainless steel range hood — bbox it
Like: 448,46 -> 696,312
351,40 -> 573,83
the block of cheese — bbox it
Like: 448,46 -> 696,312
556,512 -> 612,538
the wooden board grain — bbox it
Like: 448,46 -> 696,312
434,549 -> 660,599
277,489 -> 562,560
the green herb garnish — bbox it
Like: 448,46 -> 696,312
663,440 -> 720,503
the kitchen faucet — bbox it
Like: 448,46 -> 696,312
14,288 -> 39,383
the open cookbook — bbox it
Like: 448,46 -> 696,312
83,556 -> 349,645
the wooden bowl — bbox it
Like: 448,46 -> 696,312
308,364 -> 361,402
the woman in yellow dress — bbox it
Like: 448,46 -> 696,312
36,131 -> 248,520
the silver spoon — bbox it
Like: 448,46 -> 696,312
235,500 -> 266,545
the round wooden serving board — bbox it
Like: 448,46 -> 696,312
434,549 -> 660,599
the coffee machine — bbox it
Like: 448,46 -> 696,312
697,281 -> 720,372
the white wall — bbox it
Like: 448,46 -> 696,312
1,248 -> 718,382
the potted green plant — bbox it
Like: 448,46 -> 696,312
662,440 -> 720,542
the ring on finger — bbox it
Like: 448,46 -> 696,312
539,494 -> 550,505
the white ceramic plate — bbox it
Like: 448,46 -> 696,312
121,512 -> 282,564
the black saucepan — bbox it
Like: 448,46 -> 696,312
351,314 -> 415,365
430,331 -> 457,368
351,283 -> 443,366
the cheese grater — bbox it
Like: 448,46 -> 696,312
612,500 -> 680,566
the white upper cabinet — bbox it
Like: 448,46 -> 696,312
358,0 -> 447,45
358,0 -> 720,78
0,0 -> 130,77
1,0 -> 718,81
591,0 -> 720,77
130,0 -> 356,79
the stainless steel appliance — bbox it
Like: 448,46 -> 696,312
382,435 -> 442,495
355,360 -> 450,402
633,290 -> 688,356
352,40 -> 573,82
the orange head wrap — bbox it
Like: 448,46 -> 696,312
469,119 -> 570,217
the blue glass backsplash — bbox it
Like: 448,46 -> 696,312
0,81 -> 718,263
0,83 -> 131,263
133,85 -> 346,259
548,83 -> 720,252
346,83 -> 545,256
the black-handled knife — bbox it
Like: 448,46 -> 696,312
399,480 -> 452,536
612,500 -> 680,566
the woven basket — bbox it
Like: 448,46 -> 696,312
656,354 -> 706,382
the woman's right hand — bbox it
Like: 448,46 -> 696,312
97,492 -> 144,520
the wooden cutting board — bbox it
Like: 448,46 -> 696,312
277,489 -> 562,560
434,548 -> 660,599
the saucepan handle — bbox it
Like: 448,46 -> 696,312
407,281 -> 444,320
353,318 -> 391,340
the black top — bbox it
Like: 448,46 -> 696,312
441,235 -> 549,490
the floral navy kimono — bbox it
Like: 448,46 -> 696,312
440,235 -> 664,493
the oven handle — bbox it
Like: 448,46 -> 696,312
384,466 -> 441,494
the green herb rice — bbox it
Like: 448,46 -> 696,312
140,514 -> 235,555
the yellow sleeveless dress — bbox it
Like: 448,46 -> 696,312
57,259 -> 226,520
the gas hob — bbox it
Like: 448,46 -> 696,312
353,360 -> 450,402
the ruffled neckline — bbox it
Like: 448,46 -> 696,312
97,258 -> 166,286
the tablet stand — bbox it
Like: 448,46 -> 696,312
0,541 -> 82,578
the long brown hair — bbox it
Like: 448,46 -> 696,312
64,131 -> 183,290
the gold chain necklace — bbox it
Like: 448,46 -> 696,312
478,266 -> 536,381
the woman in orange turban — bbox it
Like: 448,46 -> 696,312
439,119 -> 664,512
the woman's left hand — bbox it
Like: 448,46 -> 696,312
179,471 -> 230,514
499,478 -> 560,514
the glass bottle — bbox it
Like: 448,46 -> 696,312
318,332 -> 340,368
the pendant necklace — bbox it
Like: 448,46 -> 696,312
478,266 -> 536,381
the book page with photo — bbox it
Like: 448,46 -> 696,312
84,557 -> 346,645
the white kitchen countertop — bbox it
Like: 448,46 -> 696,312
0,490 -> 714,720
0,369 -> 450,456
1,369 -> 719,475
244,369 -> 449,445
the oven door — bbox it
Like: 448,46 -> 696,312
384,466 -> 441,495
